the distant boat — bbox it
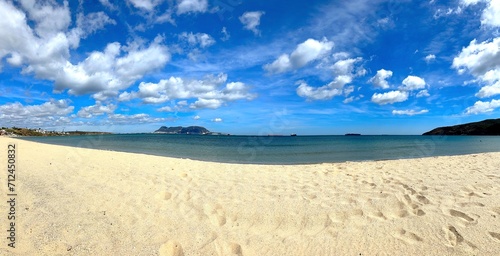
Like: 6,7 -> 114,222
345,133 -> 361,136
290,133 -> 297,136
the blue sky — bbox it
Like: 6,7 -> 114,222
1,0 -> 500,135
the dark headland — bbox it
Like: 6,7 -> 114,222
423,118 -> 500,135
154,126 -> 229,135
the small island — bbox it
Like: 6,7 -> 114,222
154,126 -> 230,135
422,118 -> 500,135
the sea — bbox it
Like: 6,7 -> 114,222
18,134 -> 500,164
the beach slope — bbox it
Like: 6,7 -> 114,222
0,137 -> 499,255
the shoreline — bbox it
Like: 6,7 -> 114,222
13,135 -> 500,165
0,136 -> 499,255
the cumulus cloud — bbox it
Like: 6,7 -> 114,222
392,109 -> 429,116
425,54 -> 436,63
400,75 -> 427,91
128,0 -> 164,11
0,99 -> 74,126
118,73 -> 256,109
476,81 -> 500,98
107,113 -> 167,124
371,90 -> 409,105
157,106 -> 173,112
18,0 -> 71,38
264,38 -> 334,74
179,32 -> 215,48
296,81 -> 344,101
55,38 -> 170,96
68,12 -> 116,48
0,1 -> 165,99
77,103 -> 117,118
343,96 -> 355,104
369,69 -> 393,89
465,99 -> 500,114
177,0 -> 208,15
461,0 -> 500,27
296,57 -> 364,101
193,115 -> 200,120
239,11 -> 265,35
416,89 -> 430,98
453,37 -> 500,98
212,118 -> 223,122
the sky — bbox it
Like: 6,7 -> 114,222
0,0 -> 500,135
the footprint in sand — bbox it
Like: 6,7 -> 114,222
449,209 -> 477,225
457,202 -> 485,207
159,240 -> 184,256
489,232 -> 500,241
204,203 -> 227,227
444,226 -> 464,247
228,242 -> 243,255
394,229 -> 423,244
155,191 -> 173,201
416,195 -> 430,204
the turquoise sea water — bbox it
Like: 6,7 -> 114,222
19,134 -> 500,164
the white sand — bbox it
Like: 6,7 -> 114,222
0,136 -> 499,255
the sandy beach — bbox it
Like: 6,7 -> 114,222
0,136 -> 499,255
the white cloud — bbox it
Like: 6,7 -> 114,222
0,99 -> 74,127
476,81 -> 500,98
190,99 -> 223,109
331,57 -> 362,76
0,99 -> 73,117
392,109 -> 429,116
179,32 -> 215,48
107,113 -> 167,124
400,75 -> 427,91
369,69 -> 393,89
18,0 -> 71,38
221,27 -> 230,41
296,78 -> 347,101
416,89 -> 430,98
461,0 -> 500,27
343,96 -> 355,104
425,54 -> 436,63
193,115 -> 200,120
77,103 -> 116,118
99,0 -> 116,9
69,12 -> 116,48
343,85 -> 355,97
461,0 -> 482,5
371,90 -> 409,105
453,37 -> 500,98
0,1 -> 166,99
296,57 -> 364,101
119,73 -> 256,109
465,99 -> 500,114
482,0 -> 500,27
157,106 -> 173,112
177,0 -> 208,15
128,0 -> 164,11
239,11 -> 265,35
212,118 -> 223,122
55,38 -> 170,96
264,38 -> 334,74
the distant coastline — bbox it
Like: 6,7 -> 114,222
423,118 -> 500,135
0,127 -> 111,137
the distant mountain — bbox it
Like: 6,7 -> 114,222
422,118 -> 500,135
154,126 -> 210,134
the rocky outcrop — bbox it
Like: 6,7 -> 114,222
422,118 -> 500,135
154,126 -> 210,134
